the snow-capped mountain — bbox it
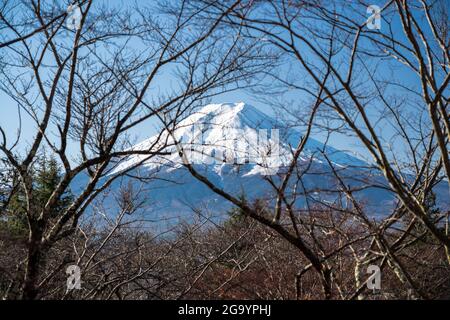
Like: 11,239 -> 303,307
103,102 -> 402,224
112,102 -> 368,175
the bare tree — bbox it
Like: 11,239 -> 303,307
0,0 -> 273,299
171,0 -> 449,299
1,0 -> 448,301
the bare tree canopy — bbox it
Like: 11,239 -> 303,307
0,0 -> 448,301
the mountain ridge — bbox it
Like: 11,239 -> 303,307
70,102 -> 447,227
112,102 -> 370,176
79,102 -> 404,226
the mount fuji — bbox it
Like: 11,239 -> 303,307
95,102 -> 411,224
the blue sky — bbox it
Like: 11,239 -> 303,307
0,0 -> 437,166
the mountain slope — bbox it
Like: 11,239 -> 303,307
100,102 -> 406,224
112,102 -> 368,175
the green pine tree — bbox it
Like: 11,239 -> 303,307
1,154 -> 73,238
408,191 -> 442,244
224,193 -> 250,228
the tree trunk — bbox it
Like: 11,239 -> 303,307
21,223 -> 44,300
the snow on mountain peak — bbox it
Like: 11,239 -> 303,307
178,102 -> 275,130
111,102 -> 367,175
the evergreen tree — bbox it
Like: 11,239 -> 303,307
1,153 -> 73,238
407,190 -> 443,244
224,193 -> 250,228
